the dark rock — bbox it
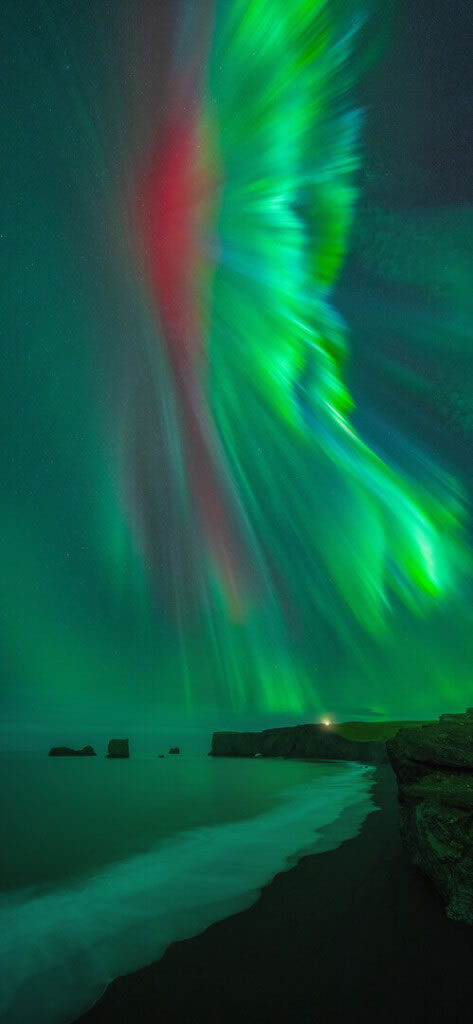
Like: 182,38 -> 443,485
107,738 -> 129,759
48,745 -> 96,756
387,710 -> 473,924
169,747 -> 180,755
158,754 -> 165,758
210,725 -> 388,764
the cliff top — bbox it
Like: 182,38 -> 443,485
215,721 -> 433,744
331,721 -> 433,743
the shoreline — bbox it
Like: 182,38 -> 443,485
75,764 -> 473,1024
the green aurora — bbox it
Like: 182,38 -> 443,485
2,0 -> 473,749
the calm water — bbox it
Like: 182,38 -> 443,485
0,755 -> 376,1024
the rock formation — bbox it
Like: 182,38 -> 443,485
169,747 -> 180,754
387,709 -> 473,924
48,745 -> 96,756
210,725 -> 388,764
107,738 -> 130,758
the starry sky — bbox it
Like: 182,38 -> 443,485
2,0 -> 473,752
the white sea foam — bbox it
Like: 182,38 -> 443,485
0,762 -> 375,1024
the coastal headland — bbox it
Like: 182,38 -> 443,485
210,719 -> 429,764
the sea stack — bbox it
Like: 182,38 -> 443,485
387,709 -> 473,924
107,738 -> 130,758
48,745 -> 96,756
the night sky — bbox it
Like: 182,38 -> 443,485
2,0 -> 473,752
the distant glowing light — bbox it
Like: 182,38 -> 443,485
322,719 -> 332,726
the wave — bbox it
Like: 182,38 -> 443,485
0,763 -> 375,1024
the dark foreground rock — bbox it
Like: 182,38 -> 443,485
49,745 -> 96,756
210,725 -> 388,764
107,738 -> 129,758
168,747 -> 180,754
387,709 -> 473,924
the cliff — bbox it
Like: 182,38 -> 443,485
210,724 -> 389,764
387,709 -> 473,924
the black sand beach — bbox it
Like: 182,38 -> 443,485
75,765 -> 473,1024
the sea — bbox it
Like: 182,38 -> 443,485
0,754 -> 376,1024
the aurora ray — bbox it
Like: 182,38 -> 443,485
127,0 -> 465,644
2,0 -> 472,731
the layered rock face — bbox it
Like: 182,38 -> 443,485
48,745 -> 96,756
387,710 -> 473,924
210,725 -> 388,764
107,738 -> 130,758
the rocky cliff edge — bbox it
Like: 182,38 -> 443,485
387,709 -> 473,924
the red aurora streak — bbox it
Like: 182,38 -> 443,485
138,99 -> 247,620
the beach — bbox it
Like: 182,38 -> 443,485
75,765 -> 473,1023
1,755 -> 377,1024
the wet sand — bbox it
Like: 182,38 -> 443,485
75,765 -> 473,1023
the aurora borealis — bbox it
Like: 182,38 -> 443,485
2,0 -> 473,747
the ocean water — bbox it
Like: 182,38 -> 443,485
0,755 -> 376,1024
